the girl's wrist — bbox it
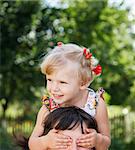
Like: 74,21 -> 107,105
96,133 -> 104,145
96,133 -> 111,149
40,135 -> 49,150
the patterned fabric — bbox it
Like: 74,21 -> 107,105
42,88 -> 105,115
82,87 -> 104,117
42,96 -> 60,111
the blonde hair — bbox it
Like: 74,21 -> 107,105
40,43 -> 94,84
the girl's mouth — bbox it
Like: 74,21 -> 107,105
53,94 -> 64,99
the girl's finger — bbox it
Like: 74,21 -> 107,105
51,129 -> 59,133
77,139 -> 90,143
77,134 -> 91,140
85,128 -> 96,133
55,145 -> 69,149
56,142 -> 72,146
77,142 -> 91,148
57,138 -> 72,144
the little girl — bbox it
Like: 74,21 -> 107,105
28,42 -> 111,150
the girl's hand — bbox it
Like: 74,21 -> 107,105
43,129 -> 72,149
76,128 -> 97,149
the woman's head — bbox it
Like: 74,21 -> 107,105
40,43 -> 94,85
42,106 -> 98,135
44,106 -> 97,150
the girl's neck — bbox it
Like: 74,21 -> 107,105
62,89 -> 89,108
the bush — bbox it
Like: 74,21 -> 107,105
0,128 -> 19,150
110,138 -> 126,150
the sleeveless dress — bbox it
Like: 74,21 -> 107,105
42,87 -> 105,117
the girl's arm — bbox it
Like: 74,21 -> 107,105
28,105 -> 49,150
95,98 -> 111,150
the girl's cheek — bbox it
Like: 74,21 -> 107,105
46,83 -> 51,91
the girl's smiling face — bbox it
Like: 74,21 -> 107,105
46,60 -> 84,105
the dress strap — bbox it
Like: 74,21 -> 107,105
87,88 -> 99,109
42,96 -> 60,111
83,87 -> 105,117
96,87 -> 105,100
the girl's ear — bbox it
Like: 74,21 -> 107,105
80,78 -> 92,90
80,80 -> 90,90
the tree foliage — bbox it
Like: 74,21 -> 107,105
0,0 -> 135,118
0,0 -> 44,117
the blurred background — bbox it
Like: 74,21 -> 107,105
0,0 -> 135,149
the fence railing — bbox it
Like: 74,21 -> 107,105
0,112 -> 135,141
110,112 -> 135,142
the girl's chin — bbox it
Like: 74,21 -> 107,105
53,99 -> 65,104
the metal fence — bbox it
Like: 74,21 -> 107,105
1,112 -> 135,139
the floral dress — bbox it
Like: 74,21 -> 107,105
42,87 -> 105,116
82,87 -> 104,117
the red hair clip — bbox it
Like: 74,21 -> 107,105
83,48 -> 92,59
92,64 -> 102,75
57,42 -> 63,47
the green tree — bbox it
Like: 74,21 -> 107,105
0,0 -> 134,119
50,0 -> 135,106
0,0 -> 44,117
0,0 -> 69,118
